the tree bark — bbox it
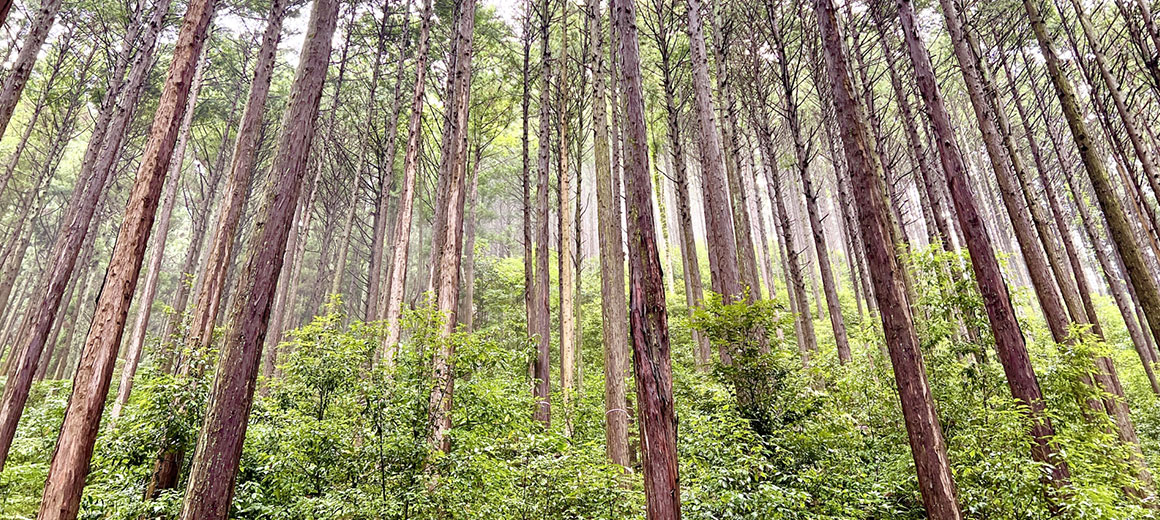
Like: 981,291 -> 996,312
427,0 -> 477,454
894,0 -> 1070,491
176,1 -> 338,517
112,51 -> 207,421
382,0 -> 434,359
0,0 -> 171,474
814,0 -> 963,517
35,0 -> 217,516
686,0 -> 740,303
586,0 -> 630,465
615,0 -> 681,515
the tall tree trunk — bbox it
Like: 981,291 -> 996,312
112,52 -> 207,421
1023,0 -> 1159,492
35,0 -> 217,516
176,1 -> 337,517
765,5 -> 846,362
382,0 -> 434,359
459,150 -> 481,331
427,0 -> 477,455
893,0 -> 1070,492
366,0 -> 411,321
709,1 -> 761,299
586,0 -> 630,465
814,0 -> 963,517
531,0 -> 553,425
0,0 -> 63,140
615,0 -> 680,515
686,0 -> 740,303
0,0 -> 171,474
656,25 -> 709,369
521,0 -> 534,381
557,1 -> 575,438
186,0 -> 288,353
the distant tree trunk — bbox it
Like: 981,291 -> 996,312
176,1 -> 338,517
1067,0 -> 1160,225
0,0 -> 171,474
52,258 -> 101,381
34,0 -> 217,516
813,0 -> 963,518
427,0 -> 477,455
708,1 -> 761,299
764,5 -> 846,362
0,0 -> 63,140
366,0 -> 411,322
382,0 -> 434,358
586,0 -> 629,465
871,20 -> 954,251
112,52 -> 207,421
557,2 -> 575,438
186,0 -> 288,353
521,0 -> 534,377
893,0 -> 1070,492
615,0 -> 681,516
654,12 -> 709,368
460,149 -> 481,331
328,172 -> 360,300
531,0 -> 553,425
686,0 -> 740,303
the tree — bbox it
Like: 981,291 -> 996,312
185,0 -> 290,353
35,0 -> 217,516
686,0 -> 740,305
531,0 -> 553,425
587,0 -> 630,464
0,0 -> 172,473
427,0 -> 478,454
0,0 -> 64,140
813,0 -> 963,517
177,0 -> 340,516
615,0 -> 680,515
382,0 -> 435,357
890,0 -> 1069,492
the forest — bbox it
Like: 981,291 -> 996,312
2,0 -> 1160,517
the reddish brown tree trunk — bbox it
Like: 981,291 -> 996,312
894,0 -> 1070,491
112,52 -> 207,421
615,0 -> 680,515
185,0 -> 288,353
35,0 -> 217,517
176,1 -> 338,517
814,0 -> 963,517
686,0 -> 740,302
0,0 -> 171,473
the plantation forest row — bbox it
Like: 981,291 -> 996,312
3,0 -> 1160,518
